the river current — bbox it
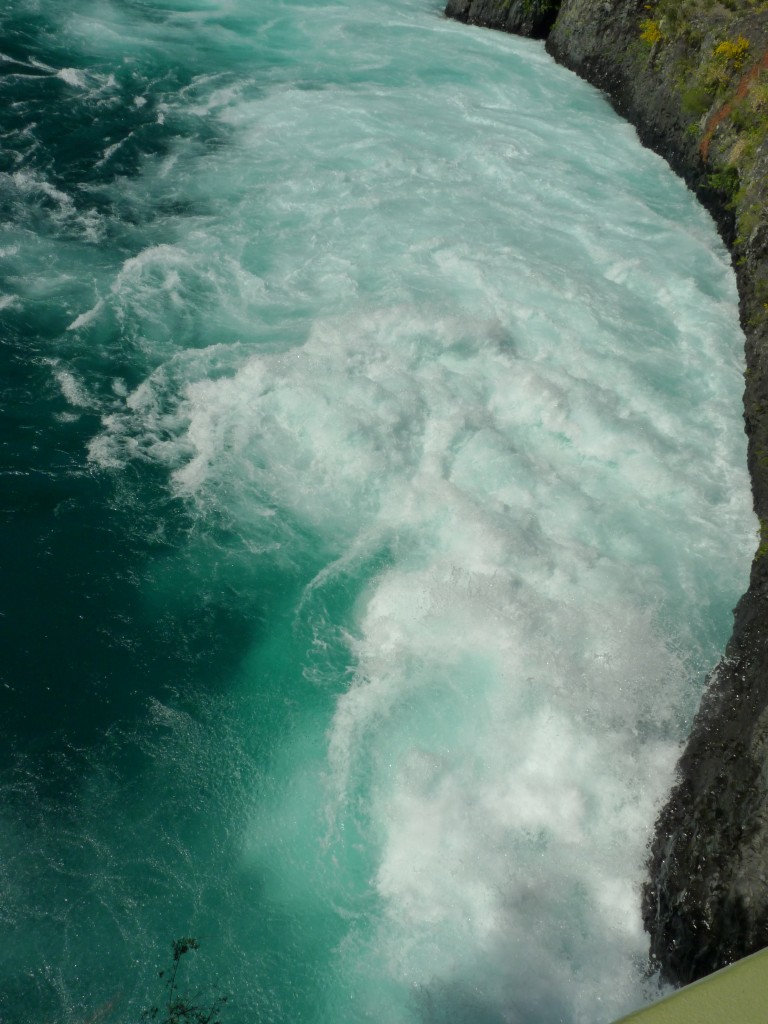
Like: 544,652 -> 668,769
0,0 -> 756,1021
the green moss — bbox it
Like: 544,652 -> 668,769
708,165 -> 740,204
756,518 -> 768,560
736,201 -> 764,246
521,0 -> 558,14
682,82 -> 714,115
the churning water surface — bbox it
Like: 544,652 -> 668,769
0,0 -> 756,1021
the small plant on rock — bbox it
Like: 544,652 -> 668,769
713,35 -> 750,73
640,18 -> 663,45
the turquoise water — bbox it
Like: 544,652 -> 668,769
0,0 -> 755,1021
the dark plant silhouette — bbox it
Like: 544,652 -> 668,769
142,938 -> 228,1024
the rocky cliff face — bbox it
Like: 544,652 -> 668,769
446,0 -> 768,989
444,0 -> 558,38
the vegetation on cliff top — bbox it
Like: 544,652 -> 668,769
636,0 -> 768,322
628,0 -> 768,534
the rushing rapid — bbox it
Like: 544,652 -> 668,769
0,0 -> 755,1021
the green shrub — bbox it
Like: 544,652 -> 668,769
521,0 -> 558,13
757,518 -> 768,560
713,36 -> 751,73
640,19 -> 663,45
707,165 -> 740,205
681,83 -> 713,115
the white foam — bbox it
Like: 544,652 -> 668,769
11,169 -> 73,210
95,138 -> 127,167
57,68 -> 86,88
54,369 -> 90,408
67,300 -> 103,331
68,6 -> 754,1018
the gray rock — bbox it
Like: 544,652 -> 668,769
444,0 -> 559,39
